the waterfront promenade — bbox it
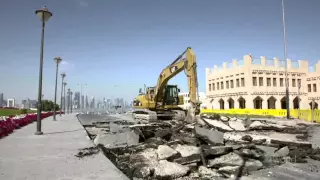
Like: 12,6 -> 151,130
0,114 -> 128,180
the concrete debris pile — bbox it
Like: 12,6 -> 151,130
84,115 -> 320,179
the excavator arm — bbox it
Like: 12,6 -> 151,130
153,47 -> 201,115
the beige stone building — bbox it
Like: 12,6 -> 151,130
205,55 -> 320,110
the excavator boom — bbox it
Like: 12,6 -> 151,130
133,47 -> 201,122
154,47 -> 200,110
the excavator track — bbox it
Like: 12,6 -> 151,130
132,109 -> 186,122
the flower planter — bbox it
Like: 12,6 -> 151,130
0,112 -> 55,138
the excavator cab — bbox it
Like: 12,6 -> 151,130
163,85 -> 180,106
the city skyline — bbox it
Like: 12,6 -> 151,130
0,91 -> 132,109
1,1 -> 320,102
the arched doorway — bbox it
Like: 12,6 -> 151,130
293,97 -> 300,109
267,96 -> 276,109
228,98 -> 234,109
309,101 -> 319,109
219,99 -> 225,110
280,97 -> 287,109
238,97 -> 246,109
253,96 -> 263,109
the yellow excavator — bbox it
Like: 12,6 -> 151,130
132,47 -> 201,122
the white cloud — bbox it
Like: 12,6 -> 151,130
60,61 -> 75,72
78,0 -> 89,7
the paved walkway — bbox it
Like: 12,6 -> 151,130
0,114 -> 128,180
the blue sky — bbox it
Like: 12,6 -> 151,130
0,0 -> 319,103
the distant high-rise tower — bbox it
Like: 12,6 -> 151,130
85,95 -> 88,109
74,92 -> 80,109
81,95 -> 84,109
90,96 -> 95,109
0,93 -> 3,107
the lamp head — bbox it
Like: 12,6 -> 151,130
35,6 -> 52,22
54,57 -> 62,64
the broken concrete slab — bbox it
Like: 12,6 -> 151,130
154,160 -> 190,179
129,148 -> 159,169
224,132 -> 271,145
174,154 -> 201,165
240,148 -> 262,159
256,145 -> 277,157
248,121 -> 292,132
195,126 -> 224,145
95,124 -> 111,128
274,146 -> 290,157
229,120 -> 246,131
252,138 -> 267,145
171,132 -> 198,145
174,144 -> 200,157
207,152 -> 244,168
203,118 -> 233,132
270,139 -> 312,149
196,117 -> 206,126
157,145 -> 180,160
245,159 -> 263,172
220,116 -> 229,122
230,117 -> 238,121
243,118 -> 253,128
218,165 -> 248,178
86,127 -> 109,135
184,162 -> 198,172
202,145 -> 233,157
144,137 -> 166,146
82,113 -> 320,180
198,166 -> 222,178
132,166 -> 153,179
93,131 -> 139,148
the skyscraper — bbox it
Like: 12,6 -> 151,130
74,92 -> 80,109
81,95 -> 84,110
0,93 -> 3,107
85,95 -> 88,109
91,96 -> 95,109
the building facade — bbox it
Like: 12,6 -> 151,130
179,92 -> 207,109
7,98 -> 15,108
205,55 -> 320,110
74,92 -> 80,109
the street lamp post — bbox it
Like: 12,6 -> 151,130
53,57 -> 62,121
67,88 -> 71,114
60,73 -> 66,116
63,82 -> 67,113
282,0 -> 290,119
35,6 -> 52,135
70,91 -> 73,114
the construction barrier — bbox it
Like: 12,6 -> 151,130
0,112 -> 64,138
200,109 -> 320,123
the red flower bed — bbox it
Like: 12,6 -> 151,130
0,111 -> 65,138
0,107 -> 19,110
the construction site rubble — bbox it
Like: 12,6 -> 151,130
84,114 -> 320,179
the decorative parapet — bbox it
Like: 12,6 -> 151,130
206,54 -> 315,75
